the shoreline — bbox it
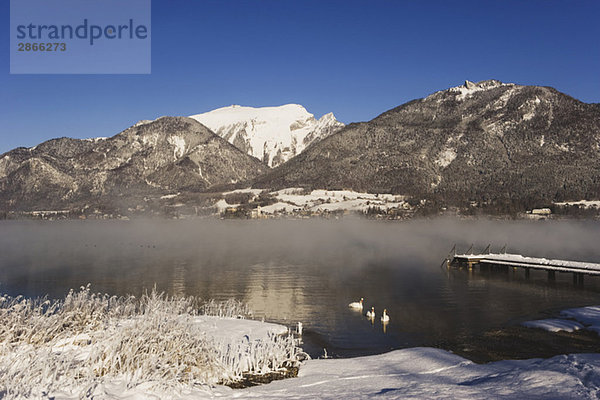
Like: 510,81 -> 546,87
2,287 -> 600,398
227,346 -> 600,399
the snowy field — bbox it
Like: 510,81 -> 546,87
219,188 -> 407,214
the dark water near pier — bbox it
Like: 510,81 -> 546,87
1,219 -> 600,358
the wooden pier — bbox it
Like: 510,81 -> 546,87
448,248 -> 600,284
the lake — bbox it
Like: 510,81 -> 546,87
1,218 -> 600,358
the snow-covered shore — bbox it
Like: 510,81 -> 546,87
523,305 -> 600,335
4,289 -> 600,399
0,289 -> 301,399
236,348 -> 600,399
58,347 -> 600,399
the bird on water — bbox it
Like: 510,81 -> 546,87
366,306 -> 375,319
381,309 -> 390,323
348,297 -> 364,310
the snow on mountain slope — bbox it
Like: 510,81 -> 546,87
190,104 -> 344,167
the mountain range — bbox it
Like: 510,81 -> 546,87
1,80 -> 599,216
0,117 -> 265,211
255,80 -> 600,207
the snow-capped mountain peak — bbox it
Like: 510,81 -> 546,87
190,104 -> 344,167
447,79 -> 515,100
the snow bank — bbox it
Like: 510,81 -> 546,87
523,306 -> 600,337
238,347 -> 600,399
561,306 -> 600,326
522,319 -> 584,332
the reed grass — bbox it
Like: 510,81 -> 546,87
0,286 -> 302,398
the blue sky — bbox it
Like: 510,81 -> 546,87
1,0 -> 599,153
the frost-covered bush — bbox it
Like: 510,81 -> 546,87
0,286 -> 301,399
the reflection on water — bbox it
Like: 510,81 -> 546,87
1,219 -> 600,358
171,261 -> 186,297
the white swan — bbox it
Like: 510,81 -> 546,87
366,306 -> 375,319
381,309 -> 390,323
348,297 -> 364,310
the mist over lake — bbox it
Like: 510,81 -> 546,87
2,218 -> 600,358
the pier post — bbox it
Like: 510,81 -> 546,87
548,270 -> 556,280
525,268 -> 530,278
578,273 -> 584,286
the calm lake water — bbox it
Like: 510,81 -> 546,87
1,219 -> 600,358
